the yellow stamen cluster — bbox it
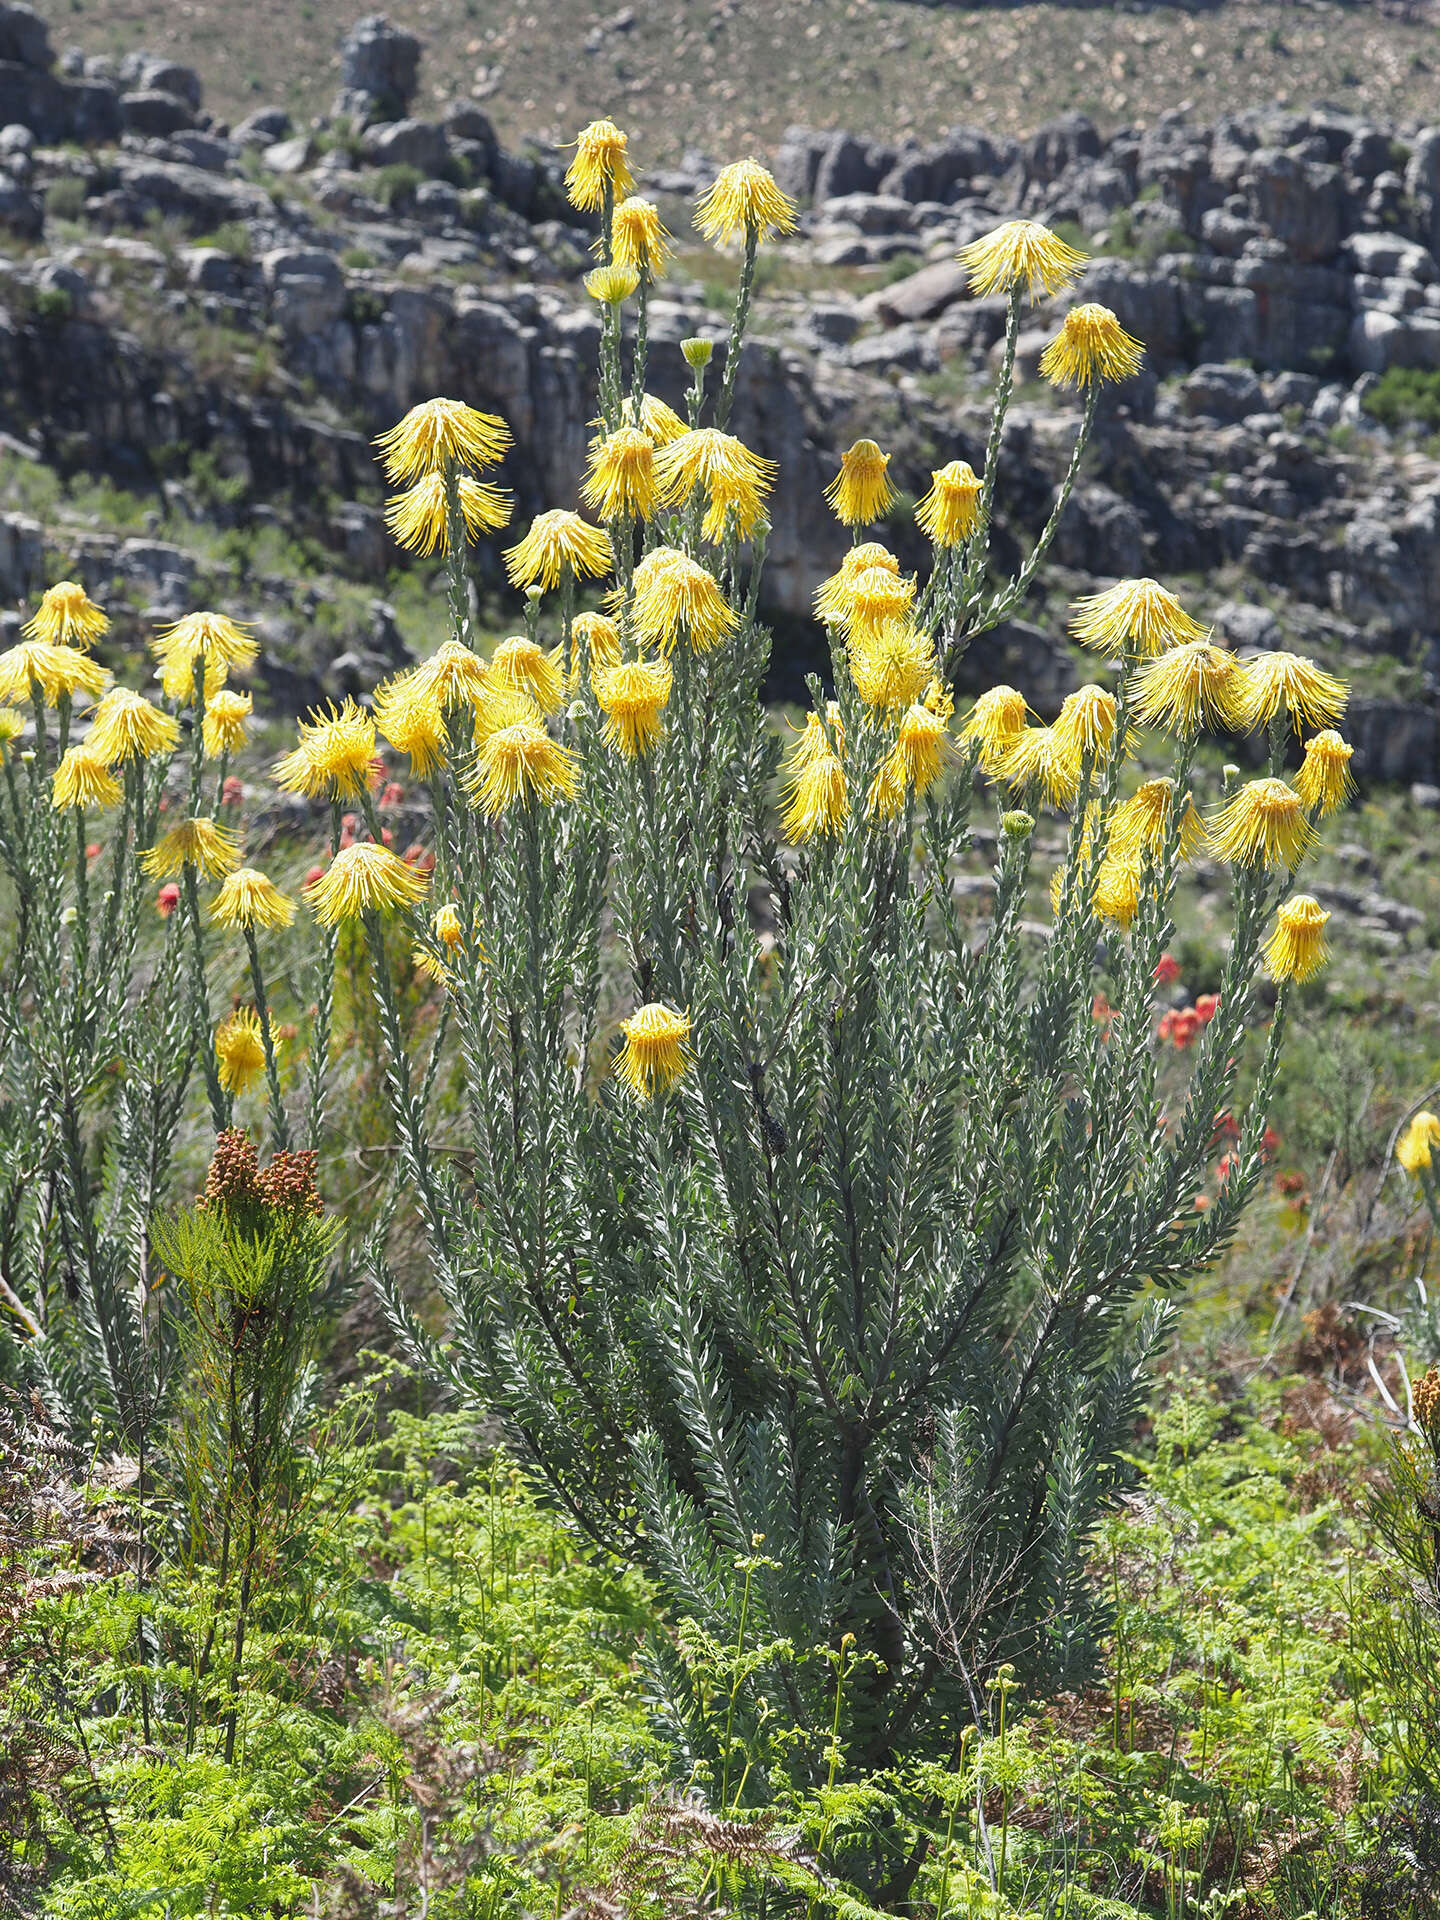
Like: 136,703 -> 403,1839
489,636 -> 565,715
838,566 -> 916,643
585,263 -> 640,305
304,842 -> 430,926
1208,777 -> 1312,870
1054,684 -> 1119,762
814,544 -> 901,627
0,641 -> 109,708
595,659 -> 672,757
24,581 -> 109,649
52,743 -> 122,811
505,510 -> 613,591
210,867 -> 297,931
1039,304 -> 1144,389
216,1008 -> 267,1096
959,219 -> 1086,301
1069,579 -> 1207,658
628,392 -> 688,447
565,119 -> 634,212
654,429 -> 776,541
1294,730 -> 1354,818
628,548 -> 737,654
152,612 -> 258,703
916,462 -> 982,547
569,611 -> 623,685
142,816 -> 243,881
1129,642 -> 1249,737
614,1002 -> 691,1097
695,160 -> 796,244
375,398 -> 513,485
385,472 -> 514,556
1110,777 -> 1207,863
825,439 -> 895,528
1003,726 -> 1084,808
274,700 -> 377,801
1264,894 -> 1330,984
88,688 -> 179,763
469,723 -> 579,816
780,716 -> 847,842
1398,1111 -> 1440,1176
203,689 -> 253,758
959,685 -> 1029,778
582,427 -> 659,522
849,623 -> 935,712
1240,650 -> 1348,735
610,196 -> 671,276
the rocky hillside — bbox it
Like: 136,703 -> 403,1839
4,5 -> 1440,798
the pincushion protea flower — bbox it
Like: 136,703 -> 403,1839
88,687 -> 178,762
568,611 -> 622,686
1241,651 -> 1348,735
385,473 -> 513,556
628,549 -> 737,654
584,263 -> 640,305
469,723 -> 579,817
848,623 -> 934,712
596,659 -> 672,757
582,427 -> 658,522
614,1002 -> 691,1097
1130,642 -> 1249,737
813,545 -> 900,627
1002,726 -> 1083,809
488,637 -> 565,715
896,701 -> 950,795
916,462 -> 982,546
23,580 -> 109,649
202,689 -> 253,758
565,118 -> 633,212
0,641 -> 109,708
1208,778 -> 1312,870
504,511 -> 613,591
142,817 -> 242,882
959,219 -> 1086,300
216,1008 -> 267,1095
1040,304 -> 1144,388
1054,685 -> 1119,762
1294,730 -> 1354,818
695,159 -> 796,244
374,398 -> 512,485
825,439 -> 895,528
1069,579 -> 1207,658
274,700 -> 377,802
1398,1110 -> 1440,1175
609,196 -> 671,275
1264,894 -> 1330,983
304,841 -> 430,926
1110,777 -> 1207,862
780,735 -> 847,843
959,685 -> 1029,777
51,743 -> 122,811
654,429 -> 776,534
209,867 -> 297,931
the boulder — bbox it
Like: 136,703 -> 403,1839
1239,149 -> 1342,263
1349,308 -> 1440,374
1180,363 -> 1265,422
105,156 -> 270,231
263,135 -> 315,175
130,58 -> 202,112
0,61 -> 120,145
119,89 -> 195,137
166,131 -> 231,172
773,125 -> 828,202
860,256 -> 969,325
1345,232 -> 1437,283
234,106 -> 292,148
335,14 -> 422,124
0,511 -> 42,600
263,247 -> 345,333
0,176 -> 38,235
0,3 -> 47,69
1026,112 -> 1101,185
363,118 -> 449,175
1075,259 -> 1183,364
813,131 -> 887,203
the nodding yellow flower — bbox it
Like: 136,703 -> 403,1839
1208,777 -> 1313,870
849,622 -> 935,711
1039,304 -> 1145,389
152,611 -> 258,675
304,841 -> 430,926
958,684 -> 1030,776
274,699 -> 377,801
1110,777 -> 1207,862
1130,641 -> 1248,737
628,392 -> 688,447
24,581 -> 109,649
595,658 -> 672,756
434,902 -> 463,950
216,1008 -> 267,1096
839,566 -> 916,642
695,159 -> 797,244
374,397 -> 513,485
1240,650 -> 1348,735
916,461 -> 982,546
781,741 -> 848,842
209,866 -> 297,931
813,543 -> 899,625
896,701 -> 951,795
629,547 -> 738,654
0,641 -> 109,708
1092,853 -> 1144,929
568,610 -> 623,685
375,671 -> 447,778
959,219 -> 1086,301
158,651 -> 229,704
0,707 -> 23,745
52,743 -> 122,811
867,746 -> 909,822
142,815 -> 243,881
825,439 -> 895,528
384,472 -> 513,556
609,195 -> 671,275
469,722 -> 580,816
783,707 -> 842,773
202,689 -> 253,758
1069,578 -> 1208,658
411,639 -> 493,713
88,687 -> 179,763
473,685 -> 544,744
582,427 -> 658,522
614,1001 -> 691,1098
504,510 -> 613,591
489,635 -> 566,715
1054,684 -> 1120,762
1294,729 -> 1355,818
1264,894 -> 1330,984
1398,1110 -> 1440,1176
584,262 -> 641,305
654,428 -> 776,540
565,118 -> 634,212
923,677 -> 954,721
1002,725 -> 1084,808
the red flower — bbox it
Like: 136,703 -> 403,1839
1210,1109 -> 1240,1146
304,863 -> 326,887
1158,1010 -> 1174,1040
380,826 -> 394,846
1193,1193 -> 1211,1211
338,811 -> 358,850
221,775 -> 244,807
1153,952 -> 1181,986
1170,1008 -> 1201,1049
1091,991 -> 1113,1026
1275,1170 -> 1306,1198
156,882 -> 180,917
1215,1152 -> 1234,1184
85,841 -> 101,860
379,782 -> 406,809
403,841 -> 435,872
1195,992 -> 1219,1024
1261,1126 -> 1280,1161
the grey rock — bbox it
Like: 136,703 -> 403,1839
132,58 -> 202,112
182,245 -> 242,291
1239,149 -> 1342,262
0,177 -> 38,236
1026,111 -> 1100,186
1181,363 -> 1266,422
0,510 -> 42,600
1075,259 -> 1183,364
0,121 -> 30,153
1052,485 -> 1146,579
234,107 -> 291,148
166,131 -> 231,172
337,14 -> 422,123
846,324 -> 936,374
105,156 -> 270,230
119,90 -> 195,137
860,257 -> 968,325
363,118 -> 449,175
820,192 -> 913,235
1350,308 -> 1440,374
800,302 -> 861,347
773,126 -> 828,202
1201,208 -> 1263,257
1411,782 -> 1440,810
414,179 -> 461,222
115,537 -> 195,593
814,130 -> 887,203
263,135 -> 315,175
327,501 -> 391,577
1346,232 -> 1437,282
1212,601 -> 1281,648
1268,371 -> 1321,411
0,4 -> 48,69
263,247 -> 345,334
932,296 -> 1008,359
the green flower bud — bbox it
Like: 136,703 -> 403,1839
1001,809 -> 1035,840
681,336 -> 714,369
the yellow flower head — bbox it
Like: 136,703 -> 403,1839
1398,1110 -> 1440,1177
916,461 -> 982,547
569,610 -> 623,685
0,642 -> 109,708
781,739 -> 847,842
896,701 -> 951,796
565,119 -> 633,212
582,427 -> 658,522
469,722 -> 580,817
924,677 -> 954,721
385,472 -> 513,556
839,565 -> 916,642
1130,641 -> 1248,737
1092,853 -> 1144,929
142,815 -> 243,881
695,159 -> 797,244
88,687 -> 179,763
959,684 -> 1030,777
52,743 -> 122,811
304,841 -> 430,926
216,1008 -> 267,1096
473,686 -> 543,745
654,428 -> 776,541
628,392 -> 688,447
1294,730 -> 1355,818
152,611 -> 258,677
1002,725 -> 1084,809
629,547 -> 738,654
1069,578 -> 1208,658
198,689 -> 252,759
825,439 -> 895,528
1208,777 -> 1313,870
375,670 -> 446,779
505,510 -> 613,591
0,708 -> 23,745
274,699 -> 377,801
610,196 -> 671,275
24,580 -> 109,649
374,397 -> 513,485
784,707 -> 843,772
959,219 -> 1086,301
210,866 -> 297,931
1110,777 -> 1207,863
1054,684 -> 1119,762
1264,894 -> 1330,984
866,746 -> 909,823
595,658 -> 672,756
434,902 -> 464,950
1240,650 -> 1348,735
412,639 -> 492,713
584,262 -> 641,305
489,635 -> 565,715
813,543 -> 899,625
1039,304 -> 1145,389
848,622 -> 935,711
614,1001 -> 691,1098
